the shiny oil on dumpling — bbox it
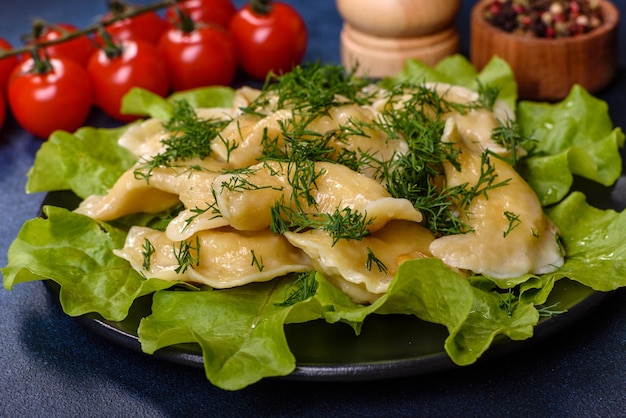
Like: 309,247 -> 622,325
114,226 -> 312,288
212,160 -> 422,233
429,119 -> 564,279
285,220 -> 435,304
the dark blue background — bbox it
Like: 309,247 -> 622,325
1,1 -> 625,416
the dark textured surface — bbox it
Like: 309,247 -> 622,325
1,1 -> 625,416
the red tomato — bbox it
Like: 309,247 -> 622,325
87,39 -> 169,122
0,38 -> 19,96
158,21 -> 237,91
100,2 -> 168,45
31,23 -> 96,67
165,0 -> 236,30
229,1 -> 307,79
8,56 -> 92,138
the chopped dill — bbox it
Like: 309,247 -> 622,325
244,62 -> 374,118
366,247 -> 387,273
503,211 -> 522,237
498,288 -> 518,317
490,118 -> 536,167
141,238 -> 155,271
134,100 -> 230,182
275,271 -> 319,307
476,80 -> 501,111
537,302 -> 567,318
270,202 -> 373,246
250,250 -> 264,272
173,236 -> 201,274
183,198 -> 222,232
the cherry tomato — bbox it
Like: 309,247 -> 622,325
100,1 -> 168,45
0,38 -> 19,96
8,56 -> 92,138
165,0 -> 236,30
87,38 -> 169,122
229,0 -> 307,79
30,22 -> 96,67
158,19 -> 237,91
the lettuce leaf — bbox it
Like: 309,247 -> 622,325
138,277 -> 326,391
2,206 -> 174,321
26,86 -> 237,199
547,192 -> 626,291
385,55 -> 518,110
27,126 -> 137,198
519,86 -> 625,205
120,86 -> 235,120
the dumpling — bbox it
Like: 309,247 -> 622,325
75,157 -> 229,223
118,118 -> 169,159
74,167 -> 180,221
300,103 -> 409,178
424,83 -> 521,159
429,119 -> 564,279
114,226 -> 312,288
210,101 -> 408,174
212,160 -> 423,232
285,220 -> 436,304
210,110 -> 291,168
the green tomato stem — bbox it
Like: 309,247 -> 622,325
250,0 -> 273,15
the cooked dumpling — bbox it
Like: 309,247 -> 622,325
285,220 -> 435,304
210,102 -> 408,174
424,83 -> 520,158
212,160 -> 422,232
114,226 -> 312,288
429,119 -> 564,279
210,110 -> 290,168
75,157 -> 229,222
303,103 -> 408,178
118,118 -> 169,159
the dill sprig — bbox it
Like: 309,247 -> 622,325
173,236 -> 201,274
490,118 -> 536,167
270,202 -> 373,246
368,86 -> 471,236
183,198 -> 222,232
244,62 -> 374,119
476,80 -> 501,111
366,247 -> 387,273
250,250 -> 264,272
275,271 -> 319,307
134,100 -> 230,182
503,211 -> 521,237
141,238 -> 155,271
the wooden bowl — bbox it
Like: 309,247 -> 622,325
470,0 -> 619,101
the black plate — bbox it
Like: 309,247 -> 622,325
41,173 -> 625,380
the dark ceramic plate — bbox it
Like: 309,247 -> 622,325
42,173 -> 626,380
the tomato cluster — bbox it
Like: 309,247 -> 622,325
0,0 -> 307,138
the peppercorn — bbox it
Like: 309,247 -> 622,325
483,0 -> 603,38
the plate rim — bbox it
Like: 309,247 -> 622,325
47,278 -> 610,381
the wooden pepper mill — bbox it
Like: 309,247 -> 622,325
337,0 -> 462,77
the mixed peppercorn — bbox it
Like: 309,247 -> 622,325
483,0 -> 604,38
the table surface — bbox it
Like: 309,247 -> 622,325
2,1 -> 626,416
